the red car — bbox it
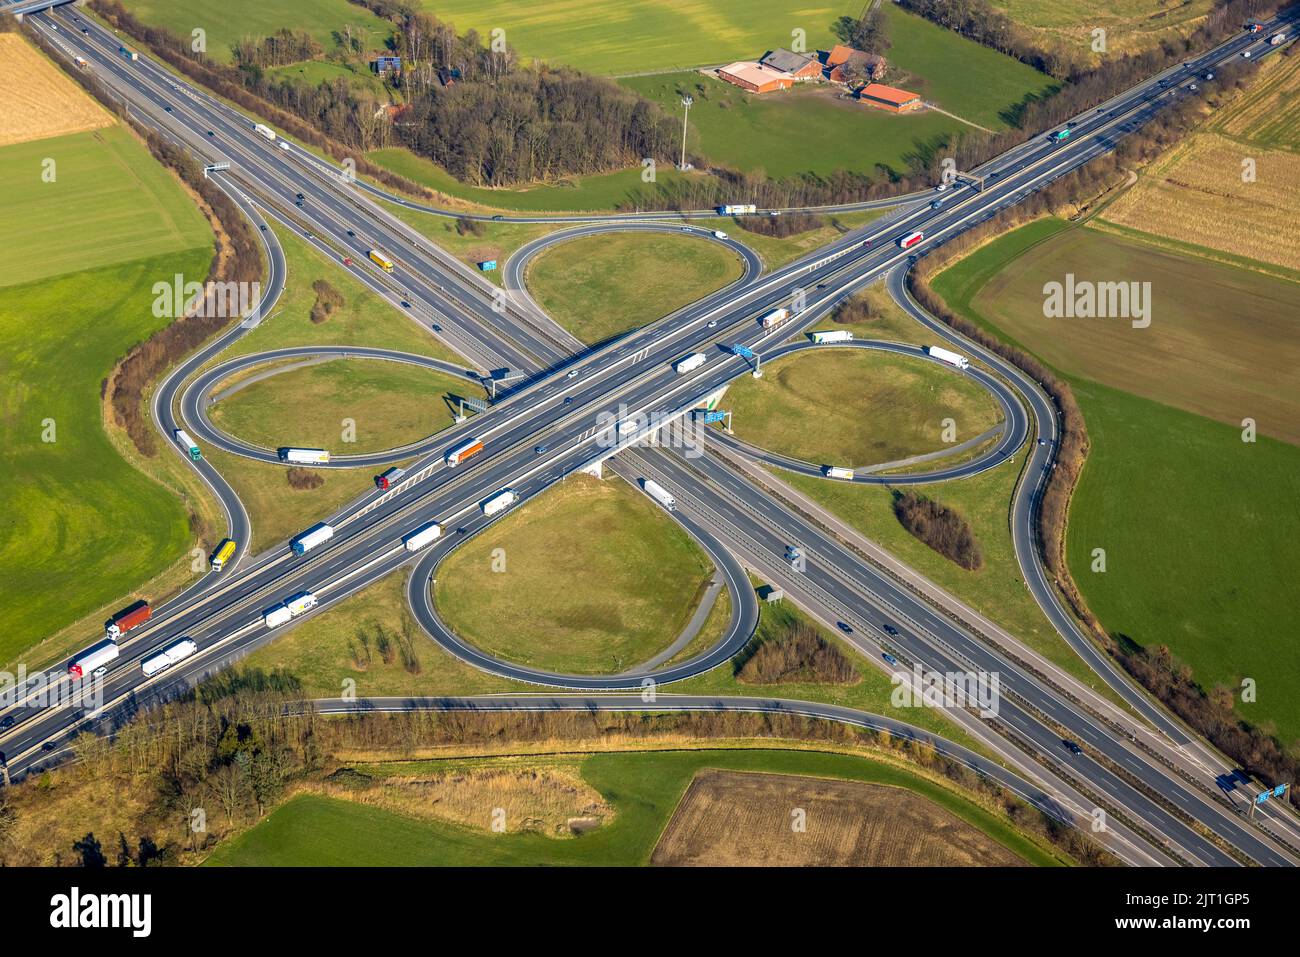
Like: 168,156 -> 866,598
342,256 -> 354,266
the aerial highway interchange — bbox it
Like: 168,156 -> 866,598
3,0 -> 1298,873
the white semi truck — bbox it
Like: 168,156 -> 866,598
254,123 -> 277,141
280,448 -> 331,465
675,352 -> 706,374
141,638 -> 198,677
403,522 -> 443,551
291,523 -> 334,556
69,639 -> 120,678
643,479 -> 676,511
925,345 -> 971,370
481,488 -> 517,517
811,330 -> 853,344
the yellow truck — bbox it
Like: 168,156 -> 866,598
210,538 -> 237,571
368,249 -> 394,272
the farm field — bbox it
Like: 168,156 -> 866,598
0,52 -> 216,662
994,0 -> 1215,58
0,126 -> 213,287
207,748 -> 1061,865
652,769 -> 1026,865
880,4 -> 1059,130
208,358 -> 471,455
409,0 -> 852,76
931,220 -> 1300,741
941,221 -> 1300,445
1063,378 -> 1300,743
0,34 -> 112,147
1100,132 -> 1300,275
435,475 -> 721,675
119,0 -> 392,65
524,231 -> 744,344
723,348 -> 1002,468
1212,50 -> 1300,151
0,251 -> 211,665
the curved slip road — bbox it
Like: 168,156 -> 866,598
704,337 -> 1028,484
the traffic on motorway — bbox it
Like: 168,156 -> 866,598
3,0 -> 1298,883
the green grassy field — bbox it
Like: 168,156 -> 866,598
208,358 -> 471,454
1064,378 -> 1300,742
525,231 -> 743,344
0,127 -> 212,287
435,475 -> 717,675
0,116 -> 216,662
0,249 -> 215,663
201,447 -> 382,552
410,0 -> 852,76
937,220 -> 1300,445
207,748 -> 1061,866
723,349 -> 1001,468
880,4 -> 1059,130
120,0 -> 392,64
931,218 -> 1300,741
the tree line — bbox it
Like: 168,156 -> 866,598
0,670 -> 1114,865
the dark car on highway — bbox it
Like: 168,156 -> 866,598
836,622 -> 853,635
1062,739 -> 1084,756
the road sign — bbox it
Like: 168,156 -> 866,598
1274,784 -> 1289,798
732,344 -> 754,359
701,410 -> 728,424
460,397 -> 488,414
1255,790 -> 1271,805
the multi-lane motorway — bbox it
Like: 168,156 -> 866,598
6,1 -> 1300,866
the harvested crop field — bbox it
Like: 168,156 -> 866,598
0,35 -> 112,146
651,769 -> 1025,866
1101,132 -> 1300,273
1213,51 -> 1300,151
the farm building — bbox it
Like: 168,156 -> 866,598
859,83 -> 922,113
824,44 -> 887,84
759,48 -> 821,80
717,61 -> 796,94
371,55 -> 402,75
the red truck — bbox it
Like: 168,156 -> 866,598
106,600 -> 151,640
898,231 -> 924,250
375,466 -> 406,490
